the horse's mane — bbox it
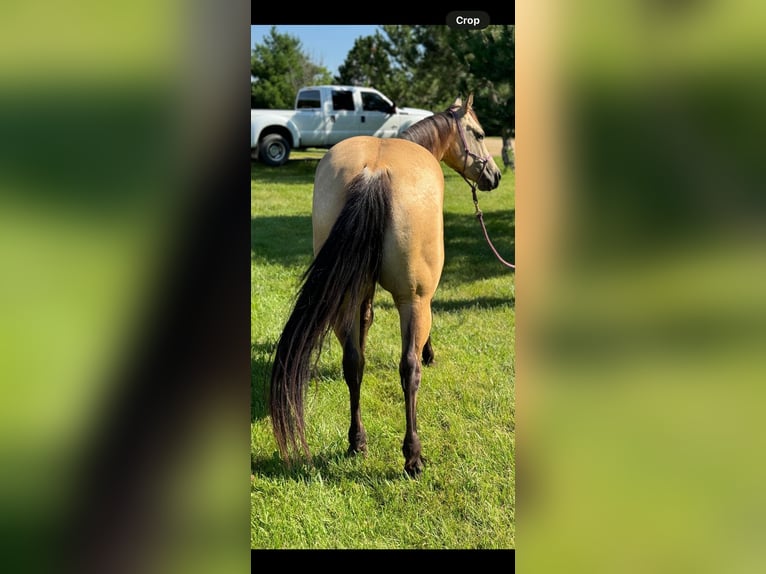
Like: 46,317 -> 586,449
398,107 -> 458,155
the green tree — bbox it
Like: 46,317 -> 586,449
336,33 -> 392,88
455,25 -> 515,165
336,25 -> 514,151
394,25 -> 471,108
336,26 -> 466,111
251,27 -> 333,109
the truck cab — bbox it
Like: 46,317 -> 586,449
251,85 -> 433,166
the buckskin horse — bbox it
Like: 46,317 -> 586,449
269,94 -> 502,476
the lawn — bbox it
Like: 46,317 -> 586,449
251,148 -> 515,549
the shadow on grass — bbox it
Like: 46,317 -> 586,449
442,209 -> 515,284
375,296 -> 514,313
251,215 -> 313,267
250,158 -> 323,185
251,341 -> 273,422
251,210 -> 515,283
434,296 -> 514,311
251,449 -> 405,483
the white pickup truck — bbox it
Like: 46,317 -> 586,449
251,85 -> 433,166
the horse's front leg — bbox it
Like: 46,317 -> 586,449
422,335 -> 435,366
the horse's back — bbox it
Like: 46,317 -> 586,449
312,136 -> 445,301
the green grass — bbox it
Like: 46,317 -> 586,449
251,149 -> 515,549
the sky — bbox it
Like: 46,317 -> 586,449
250,25 -> 379,77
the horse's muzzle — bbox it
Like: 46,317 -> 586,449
478,169 -> 501,191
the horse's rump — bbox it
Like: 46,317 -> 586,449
313,136 -> 446,301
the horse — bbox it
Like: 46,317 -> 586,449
269,93 -> 502,476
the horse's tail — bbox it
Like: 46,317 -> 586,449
269,170 -> 392,463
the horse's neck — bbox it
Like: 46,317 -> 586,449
401,114 -> 456,163
432,137 -> 455,164
423,132 -> 457,166
434,112 -> 460,163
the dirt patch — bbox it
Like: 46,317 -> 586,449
486,137 -> 513,158
486,137 -> 502,156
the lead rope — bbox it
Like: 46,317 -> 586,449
451,109 -> 516,271
470,184 -> 516,270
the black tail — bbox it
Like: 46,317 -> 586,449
269,171 -> 392,462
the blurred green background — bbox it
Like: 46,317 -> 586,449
519,0 -> 766,572
0,2 -> 250,573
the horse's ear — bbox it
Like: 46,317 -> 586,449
465,93 -> 474,110
452,96 -> 462,108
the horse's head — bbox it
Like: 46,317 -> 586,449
444,94 -> 502,192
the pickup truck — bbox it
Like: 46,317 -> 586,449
251,85 -> 433,166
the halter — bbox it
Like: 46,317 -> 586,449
450,108 -> 491,187
450,109 -> 516,271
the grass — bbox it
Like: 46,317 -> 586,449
251,148 -> 515,549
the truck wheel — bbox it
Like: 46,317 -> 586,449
258,134 -> 290,166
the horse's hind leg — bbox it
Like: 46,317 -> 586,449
397,297 -> 433,477
338,290 -> 375,456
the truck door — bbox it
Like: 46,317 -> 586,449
292,88 -> 328,147
358,90 -> 399,139
324,88 -> 360,146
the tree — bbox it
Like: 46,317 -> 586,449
335,25 -> 514,149
336,26 -> 467,111
455,26 -> 515,166
251,27 -> 333,109
388,26 -> 461,109
336,33 -> 393,88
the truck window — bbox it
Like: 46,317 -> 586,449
332,90 -> 355,111
296,90 -> 321,109
362,91 -> 392,113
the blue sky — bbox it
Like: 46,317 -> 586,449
251,25 -> 380,77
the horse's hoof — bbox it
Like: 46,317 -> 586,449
346,443 -> 367,458
347,430 -> 367,457
404,458 -> 424,478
